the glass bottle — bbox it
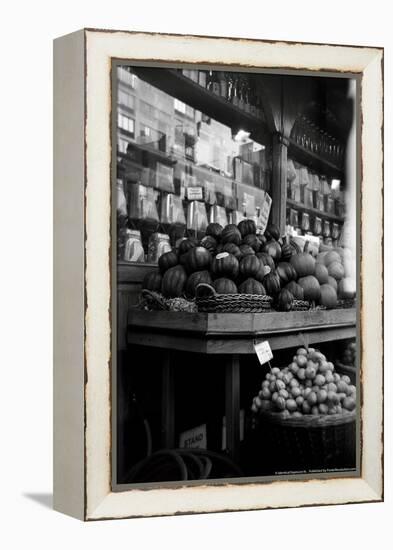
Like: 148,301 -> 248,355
206,70 -> 214,92
211,72 -> 221,96
198,70 -> 207,87
231,75 -> 239,106
218,72 -> 228,98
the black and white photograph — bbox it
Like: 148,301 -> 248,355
114,64 -> 359,486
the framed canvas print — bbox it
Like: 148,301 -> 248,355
53,29 -> 383,520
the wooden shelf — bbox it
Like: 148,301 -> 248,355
128,309 -> 356,354
288,139 -> 344,178
118,261 -> 158,284
132,67 -> 271,146
286,199 -> 344,223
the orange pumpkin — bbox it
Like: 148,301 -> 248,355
328,261 -> 345,281
323,250 -> 341,266
338,277 -> 356,299
314,263 -> 329,284
327,275 -> 338,291
290,242 -> 316,277
285,281 -> 304,300
298,275 -> 321,302
319,284 -> 338,309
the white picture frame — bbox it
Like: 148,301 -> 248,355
53,29 -> 383,520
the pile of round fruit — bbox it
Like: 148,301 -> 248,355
142,219 -> 356,311
251,347 -> 357,418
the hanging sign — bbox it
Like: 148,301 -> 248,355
257,191 -> 272,234
186,186 -> 203,200
253,339 -> 273,366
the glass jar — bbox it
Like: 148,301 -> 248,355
332,223 -> 340,240
289,208 -> 299,228
123,229 -> 145,263
147,232 -> 171,263
301,212 -> 310,232
322,220 -> 331,238
314,216 -> 322,235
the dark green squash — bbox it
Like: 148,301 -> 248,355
239,255 -> 261,279
142,270 -> 163,292
238,219 -> 257,238
220,224 -> 242,246
277,289 -> 294,311
254,263 -> 266,283
263,240 -> 282,261
243,233 -> 261,252
161,265 -> 187,297
205,222 -> 223,240
222,242 -> 242,260
265,223 -> 281,241
238,278 -> 266,295
211,252 -> 239,280
280,235 -> 294,262
178,238 -> 197,256
213,277 -> 238,294
263,271 -> 281,296
185,270 -> 212,298
276,262 -> 297,285
285,280 -> 304,300
239,244 -> 256,257
184,246 -> 211,274
256,252 -> 275,271
158,250 -> 178,273
200,235 -> 217,255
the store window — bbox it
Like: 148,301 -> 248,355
114,64 -> 358,489
118,88 -> 135,111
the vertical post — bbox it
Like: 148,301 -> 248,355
225,354 -> 240,462
162,350 -> 175,449
271,132 -> 289,234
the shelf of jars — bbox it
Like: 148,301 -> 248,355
288,114 -> 345,178
286,199 -> 344,223
131,67 -> 271,146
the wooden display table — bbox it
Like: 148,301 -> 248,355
127,308 -> 356,461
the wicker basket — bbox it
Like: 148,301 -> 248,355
195,283 -> 273,313
138,290 -> 197,312
257,410 -> 356,472
291,300 -> 311,311
336,298 -> 356,309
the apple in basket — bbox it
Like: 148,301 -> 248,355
251,347 -> 356,417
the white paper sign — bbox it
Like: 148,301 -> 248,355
254,340 -> 273,365
258,192 -> 272,234
186,186 -> 203,200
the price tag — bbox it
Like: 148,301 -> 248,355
254,340 -> 273,366
186,186 -> 203,200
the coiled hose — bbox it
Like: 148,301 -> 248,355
125,447 -> 243,483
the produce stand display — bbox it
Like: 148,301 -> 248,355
127,308 -> 356,461
117,67 -> 357,481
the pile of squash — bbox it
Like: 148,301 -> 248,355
142,220 -> 356,311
